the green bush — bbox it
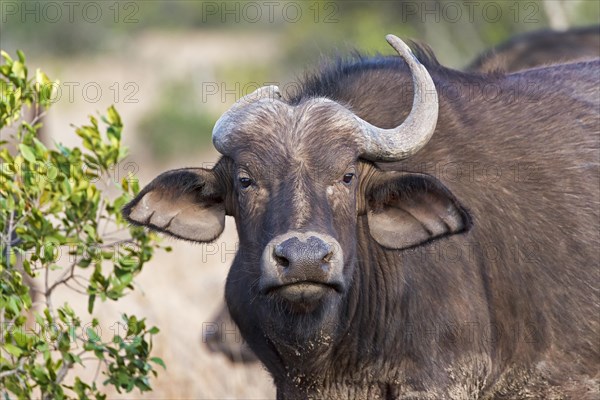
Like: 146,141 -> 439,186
1,50 -> 167,399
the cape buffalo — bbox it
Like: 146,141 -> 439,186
124,35 -> 599,399
203,24 -> 600,366
467,25 -> 600,72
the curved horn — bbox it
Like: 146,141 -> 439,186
212,85 -> 282,155
357,35 -> 438,161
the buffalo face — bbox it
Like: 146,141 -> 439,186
122,153 -> 470,351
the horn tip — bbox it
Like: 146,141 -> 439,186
385,34 -> 417,61
262,85 -> 282,100
385,34 -> 399,43
385,34 -> 405,48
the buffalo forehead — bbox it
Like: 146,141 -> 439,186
232,101 -> 360,179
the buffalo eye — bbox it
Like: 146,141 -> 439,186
239,177 -> 253,189
342,173 -> 355,185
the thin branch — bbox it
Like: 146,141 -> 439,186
63,281 -> 87,295
71,274 -> 91,291
98,238 -> 134,249
44,261 -> 55,321
2,211 -> 15,268
42,348 -> 87,400
101,228 -> 128,237
46,258 -> 78,294
93,358 -> 102,383
0,358 -> 26,379
30,110 -> 47,127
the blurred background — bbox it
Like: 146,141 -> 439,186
1,1 -> 598,398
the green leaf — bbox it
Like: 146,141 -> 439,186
106,105 -> 122,127
86,327 -> 100,342
119,272 -> 133,287
88,294 -> 96,313
11,61 -> 26,80
1,50 -> 13,63
16,50 -> 26,63
4,343 -> 23,357
19,144 -> 36,163
13,330 -> 30,347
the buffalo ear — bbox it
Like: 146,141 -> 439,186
366,172 -> 471,249
123,168 -> 226,242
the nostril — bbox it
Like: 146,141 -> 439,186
322,251 -> 334,263
274,254 -> 290,268
273,245 -> 290,268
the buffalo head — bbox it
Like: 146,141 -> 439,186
123,35 -> 470,354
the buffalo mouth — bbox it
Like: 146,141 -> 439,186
264,281 -> 342,312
